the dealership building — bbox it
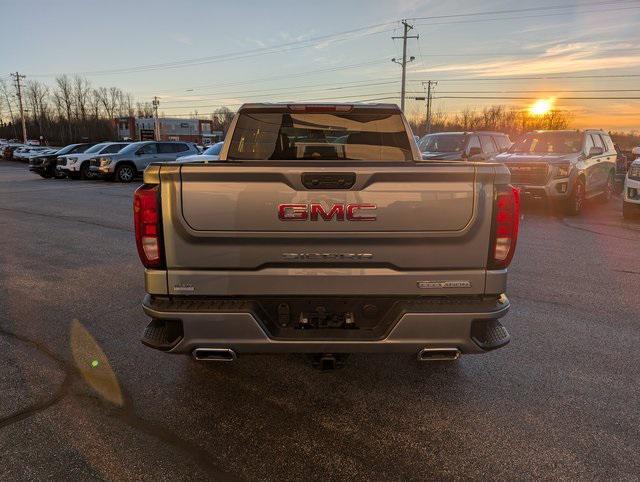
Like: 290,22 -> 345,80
114,117 -> 224,145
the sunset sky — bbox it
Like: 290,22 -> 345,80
2,0 -> 639,131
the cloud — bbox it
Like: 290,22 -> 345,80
171,34 -> 192,46
413,42 -> 640,77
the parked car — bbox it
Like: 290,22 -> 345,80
29,143 -> 96,178
13,146 -> 49,161
90,141 -> 199,182
172,141 -> 224,163
2,143 -> 26,161
496,129 -> 616,216
622,146 -> 640,219
57,142 -> 129,179
418,131 -> 511,161
136,102 -> 520,364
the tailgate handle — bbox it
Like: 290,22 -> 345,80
302,172 -> 356,190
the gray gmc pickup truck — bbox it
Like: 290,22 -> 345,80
135,103 -> 520,365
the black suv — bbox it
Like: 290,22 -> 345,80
418,131 -> 512,161
29,143 -> 96,178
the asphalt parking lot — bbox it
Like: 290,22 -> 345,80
1,159 -> 639,480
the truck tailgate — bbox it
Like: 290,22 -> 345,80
156,163 -> 500,296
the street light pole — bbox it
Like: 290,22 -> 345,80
12,72 -> 27,143
152,96 -> 160,140
423,80 -> 438,134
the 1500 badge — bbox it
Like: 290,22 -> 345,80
283,253 -> 373,260
417,280 -> 472,289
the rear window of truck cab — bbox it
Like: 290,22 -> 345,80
227,111 -> 413,161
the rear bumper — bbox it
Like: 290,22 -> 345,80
141,294 -> 511,355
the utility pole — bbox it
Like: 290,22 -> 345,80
11,72 -> 27,143
423,80 -> 438,134
392,20 -> 418,112
152,96 -> 160,140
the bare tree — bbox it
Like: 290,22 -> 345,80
120,92 -> 134,117
212,106 -> 235,132
26,80 -> 50,140
73,75 -> 91,122
54,75 -> 75,140
0,78 -> 18,139
88,88 -> 102,119
97,86 -> 118,120
136,102 -> 154,117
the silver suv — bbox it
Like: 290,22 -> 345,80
418,131 -> 512,161
496,130 -> 617,216
91,141 -> 199,182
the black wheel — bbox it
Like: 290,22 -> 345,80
623,201 -> 637,220
565,178 -> 585,216
598,172 -> 614,203
38,172 -> 53,179
114,164 -> 135,183
79,163 -> 95,180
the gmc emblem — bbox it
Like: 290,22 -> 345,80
278,203 -> 377,221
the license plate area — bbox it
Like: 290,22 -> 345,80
257,297 -> 399,340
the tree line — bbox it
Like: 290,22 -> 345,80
0,76 -> 235,145
0,75 -> 137,144
408,105 -> 572,138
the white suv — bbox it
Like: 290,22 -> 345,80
623,147 -> 640,219
57,142 -> 129,179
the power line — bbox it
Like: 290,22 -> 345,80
158,82 -> 640,107
144,57 -> 393,95
159,81 -> 402,105
411,4 -> 640,29
409,73 -> 640,82
432,96 -> 640,100
409,89 -> 640,94
407,0 -> 636,21
159,92 -> 402,110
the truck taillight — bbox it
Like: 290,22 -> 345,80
488,185 -> 520,269
134,184 -> 164,269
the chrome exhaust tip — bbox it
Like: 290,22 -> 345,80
417,348 -> 461,362
192,348 -> 236,362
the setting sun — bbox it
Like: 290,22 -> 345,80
529,98 -> 554,116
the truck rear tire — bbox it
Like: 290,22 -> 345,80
598,173 -> 614,203
565,178 -> 585,216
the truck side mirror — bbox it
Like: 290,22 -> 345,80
588,146 -> 604,157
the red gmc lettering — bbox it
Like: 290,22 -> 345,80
346,204 -> 377,221
278,204 -> 308,220
310,204 -> 345,221
278,203 -> 377,221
